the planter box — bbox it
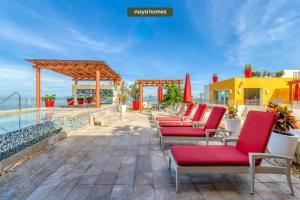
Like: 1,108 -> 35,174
78,99 -> 84,105
244,69 -> 252,78
212,76 -> 218,83
132,100 -> 140,110
120,105 -> 127,113
67,100 -> 74,106
224,118 -> 241,136
45,100 -> 54,107
268,131 -> 299,165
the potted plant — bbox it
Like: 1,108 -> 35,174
42,95 -> 56,108
267,102 -> 299,163
130,82 -> 140,111
244,64 -> 252,78
212,73 -> 218,83
66,97 -> 74,106
77,97 -> 84,105
252,71 -> 261,77
224,104 -> 241,136
118,81 -> 129,113
87,96 -> 93,104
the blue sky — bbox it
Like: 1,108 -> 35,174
0,0 -> 300,97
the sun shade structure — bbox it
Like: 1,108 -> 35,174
136,79 -> 183,112
26,59 -> 121,108
183,73 -> 192,103
157,81 -> 164,102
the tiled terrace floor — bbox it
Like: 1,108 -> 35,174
1,111 -> 300,200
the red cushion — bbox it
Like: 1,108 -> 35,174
203,106 -> 226,130
156,116 -> 182,121
183,103 -> 195,117
170,145 -> 249,166
160,127 -> 206,137
159,121 -> 193,127
236,111 -> 276,155
192,104 -> 207,122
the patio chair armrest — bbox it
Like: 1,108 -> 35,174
223,138 -> 238,146
205,129 -> 232,145
249,153 -> 293,161
182,116 -> 190,122
192,122 -> 205,128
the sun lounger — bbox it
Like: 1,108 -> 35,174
158,104 -> 207,127
156,103 -> 195,122
168,111 -> 294,195
159,106 -> 226,150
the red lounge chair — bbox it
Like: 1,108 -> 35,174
158,104 -> 207,128
159,106 -> 226,150
156,103 -> 195,122
168,111 -> 294,195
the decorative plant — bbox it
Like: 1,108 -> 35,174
252,71 -> 261,77
244,64 -> 252,70
274,70 -> 285,78
77,96 -> 84,100
163,84 -> 183,106
42,95 -> 56,101
266,102 -> 298,135
66,97 -> 74,101
213,73 -> 218,77
226,104 -> 238,119
129,82 -> 140,101
118,81 -> 129,105
87,96 -> 93,100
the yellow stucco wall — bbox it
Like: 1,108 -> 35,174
209,78 -> 292,105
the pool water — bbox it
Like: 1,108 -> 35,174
0,111 -> 54,134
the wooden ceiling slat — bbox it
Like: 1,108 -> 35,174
26,59 -> 120,81
136,79 -> 183,87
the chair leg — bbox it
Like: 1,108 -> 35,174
285,162 -> 294,195
161,136 -> 165,151
168,156 -> 171,171
250,167 -> 255,195
175,167 -> 180,192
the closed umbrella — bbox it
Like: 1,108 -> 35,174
294,82 -> 300,101
157,81 -> 164,102
183,73 -> 192,103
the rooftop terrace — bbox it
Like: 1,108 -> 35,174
1,111 -> 300,199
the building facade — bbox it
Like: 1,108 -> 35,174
209,77 -> 293,105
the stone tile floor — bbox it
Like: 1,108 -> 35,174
1,111 -> 300,200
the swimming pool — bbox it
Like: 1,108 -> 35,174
0,111 -> 56,135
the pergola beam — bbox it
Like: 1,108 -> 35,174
137,79 -> 183,112
26,59 -> 121,108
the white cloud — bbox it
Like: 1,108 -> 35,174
0,23 -> 64,51
0,61 -> 71,96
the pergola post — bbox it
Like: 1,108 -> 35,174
96,67 -> 101,108
139,82 -> 143,112
36,67 -> 41,108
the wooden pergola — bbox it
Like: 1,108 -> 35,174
136,79 -> 183,112
26,59 -> 121,108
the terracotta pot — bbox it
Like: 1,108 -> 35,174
132,100 -> 140,110
244,69 -> 252,78
78,99 -> 84,105
67,99 -> 74,106
87,99 -> 93,104
212,76 -> 218,83
45,100 -> 54,108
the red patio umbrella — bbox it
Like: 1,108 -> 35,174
294,82 -> 300,101
157,81 -> 164,102
183,73 -> 192,103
